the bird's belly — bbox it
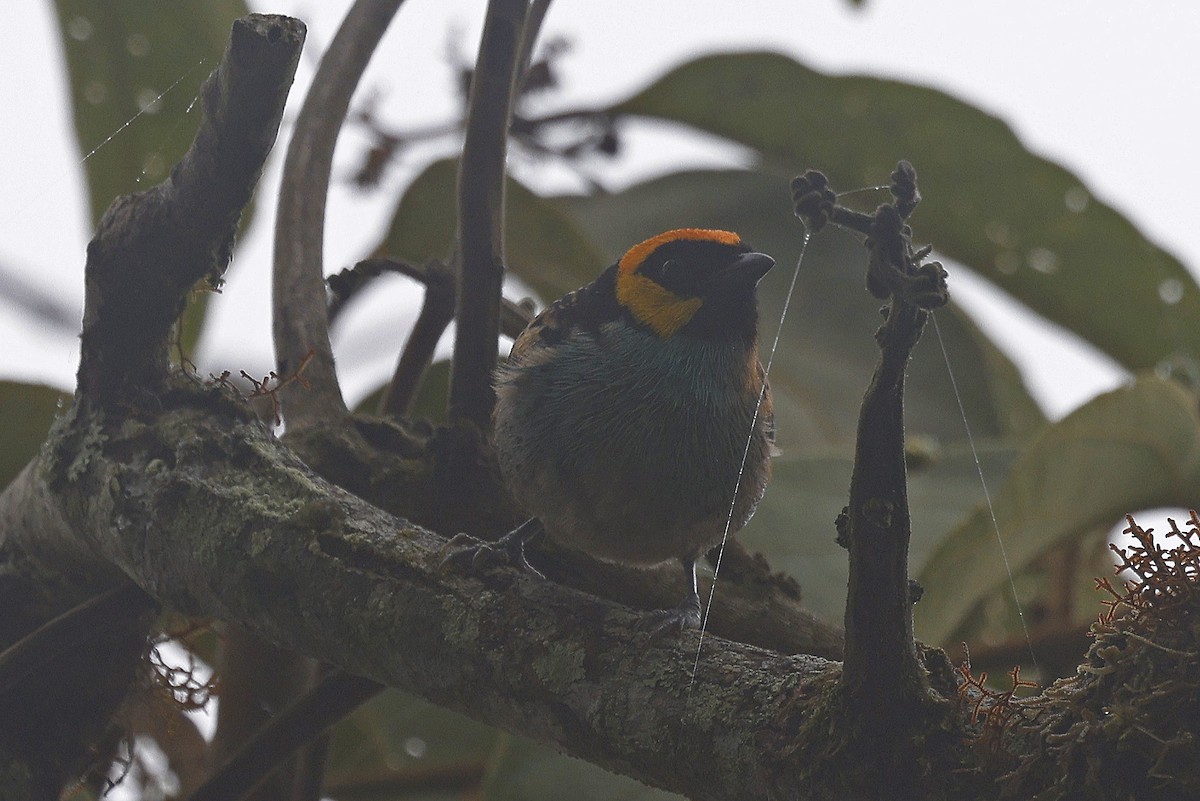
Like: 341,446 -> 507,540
494,345 -> 769,566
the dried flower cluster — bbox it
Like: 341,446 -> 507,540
1000,513 -> 1200,798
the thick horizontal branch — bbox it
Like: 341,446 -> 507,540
78,15 -> 304,402
4,388 -> 838,800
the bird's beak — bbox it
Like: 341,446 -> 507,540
721,252 -> 775,286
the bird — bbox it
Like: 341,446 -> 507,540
446,228 -> 776,631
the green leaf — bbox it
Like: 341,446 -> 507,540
915,376 -> 1200,646
53,0 -> 248,226
52,1 -> 250,357
557,168 -> 1045,452
377,158 -> 608,302
0,382 -> 71,490
610,51 -> 1200,372
746,445 -> 1017,623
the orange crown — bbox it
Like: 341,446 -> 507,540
617,228 -> 741,275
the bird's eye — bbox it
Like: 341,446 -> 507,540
659,259 -> 680,279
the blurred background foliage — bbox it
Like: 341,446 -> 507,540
4,0 -> 1196,798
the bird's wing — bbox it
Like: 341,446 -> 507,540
509,263 -> 622,363
757,359 -> 781,457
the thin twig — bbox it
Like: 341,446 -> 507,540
515,0 -> 554,80
273,0 -> 408,431
326,257 -> 425,325
379,261 -> 456,417
448,0 -> 531,428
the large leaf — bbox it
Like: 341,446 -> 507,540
916,376 -> 1200,645
745,446 -> 1017,624
53,0 -> 248,225
0,382 -> 71,490
609,52 -> 1200,373
557,168 -> 1045,453
52,0 -> 250,357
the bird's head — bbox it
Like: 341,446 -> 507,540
614,228 -> 775,342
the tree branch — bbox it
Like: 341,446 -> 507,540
6,394 -> 840,801
515,0 -> 553,81
379,261 -> 456,418
79,15 -> 305,404
794,163 -> 955,793
8,8 -> 1193,796
449,0 -> 530,428
273,0 -> 407,431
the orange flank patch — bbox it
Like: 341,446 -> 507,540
617,228 -> 741,275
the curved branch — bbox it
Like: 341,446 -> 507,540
273,0 -> 407,431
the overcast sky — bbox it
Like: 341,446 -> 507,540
1,0 -> 1197,418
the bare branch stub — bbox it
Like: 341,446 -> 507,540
793,161 -> 953,790
78,15 -> 305,404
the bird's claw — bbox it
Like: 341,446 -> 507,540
439,521 -> 545,579
636,596 -> 703,638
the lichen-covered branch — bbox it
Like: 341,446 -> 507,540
8,391 -> 835,801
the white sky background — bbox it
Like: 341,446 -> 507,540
1,0 -> 1198,419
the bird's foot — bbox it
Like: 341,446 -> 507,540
439,518 -> 545,579
637,592 -> 703,637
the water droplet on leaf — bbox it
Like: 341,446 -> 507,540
1158,278 -> 1184,305
994,251 -> 1019,274
67,16 -> 93,41
136,87 -> 163,114
985,220 -> 1013,247
1064,186 -> 1089,213
126,33 -> 151,57
1026,247 -> 1058,274
84,80 -> 107,105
